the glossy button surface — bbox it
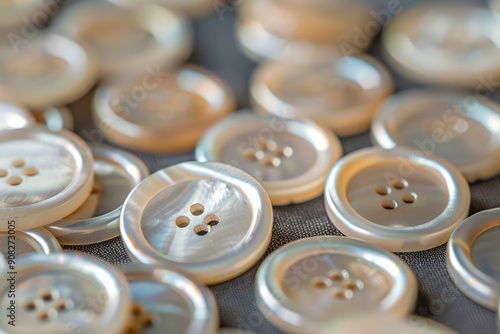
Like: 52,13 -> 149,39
325,147 -> 470,252
0,127 -> 94,231
121,161 -> 273,285
48,146 -> 149,245
54,1 -> 192,78
0,227 -> 61,258
32,107 -> 74,132
0,34 -> 97,109
447,208 -> 500,310
255,236 -> 417,334
383,4 -> 500,88
251,55 -> 393,136
0,253 -> 131,333
121,264 -> 218,334
93,64 -> 235,153
195,111 -> 343,205
372,90 -> 500,183
0,102 -> 35,131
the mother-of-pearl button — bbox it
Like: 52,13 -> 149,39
325,147 -> 470,252
0,102 -> 35,131
120,161 -> 273,285
0,227 -> 61,258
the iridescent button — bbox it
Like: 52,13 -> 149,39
93,65 -> 236,153
48,146 -> 149,245
54,1 -> 192,78
195,111 -> 343,205
0,227 -> 61,258
371,90 -> 500,183
251,55 -> 393,136
255,236 -> 417,334
0,102 -> 35,131
0,34 -> 97,109
0,127 -> 94,231
383,3 -> 500,88
121,161 -> 273,285
447,208 -> 500,310
0,253 -> 131,334
121,263 -> 218,334
325,147 -> 470,252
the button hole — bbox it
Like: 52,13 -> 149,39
204,214 -> 220,227
0,169 -> 8,177
382,200 -> 397,210
190,203 -> 205,216
7,176 -> 23,186
25,301 -> 36,311
392,179 -> 408,190
402,193 -> 417,204
194,224 -> 209,236
12,159 -> 25,168
175,216 -> 190,228
375,185 -> 390,196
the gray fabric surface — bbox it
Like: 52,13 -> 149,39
63,1 -> 499,333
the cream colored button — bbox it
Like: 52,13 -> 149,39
195,111 -> 343,205
0,102 -> 35,131
325,147 -> 470,252
447,208 -> 500,310
251,55 -> 393,136
32,107 -> 74,132
48,146 -> 149,245
0,34 -> 98,109
255,236 -> 417,334
0,253 -> 131,334
383,3 -> 500,88
0,127 -> 94,231
121,263 -> 218,334
372,90 -> 500,183
0,227 -> 61,258
121,161 -> 273,285
110,0 -> 214,18
93,64 -> 236,153
53,1 -> 192,78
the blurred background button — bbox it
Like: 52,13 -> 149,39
0,102 -> 35,131
325,147 -> 470,252
109,0 -> 214,19
32,106 -> 74,132
195,111 -> 343,205
0,0 -> 55,31
0,227 -> 61,258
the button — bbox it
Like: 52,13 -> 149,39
53,1 -> 192,78
0,1 -> 52,30
251,55 -> 393,136
121,263 -> 218,334
121,161 -> 273,285
0,252 -> 131,333
109,0 -> 214,18
255,236 -> 417,334
324,147 -> 470,252
48,146 -> 149,245
383,3 -> 500,88
371,89 -> 500,183
195,111 -> 343,205
447,208 -> 500,310
93,64 -> 236,153
32,107 -> 74,132
0,227 -> 61,258
0,34 -> 98,109
0,127 -> 94,231
0,102 -> 35,131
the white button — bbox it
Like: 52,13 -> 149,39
0,253 -> 131,334
0,34 -> 98,109
371,89 -> 500,183
109,0 -> 214,18
447,208 -> 500,310
32,107 -> 74,132
255,236 -> 417,334
121,263 -> 219,334
325,147 -> 470,252
251,56 -> 393,136
48,146 -> 149,245
0,127 -> 94,231
195,111 -> 343,205
0,227 -> 61,258
121,161 -> 273,285
93,64 -> 236,153
53,1 -> 192,78
383,3 -> 500,88
0,102 -> 35,131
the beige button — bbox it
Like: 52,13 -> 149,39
121,161 -> 273,285
0,227 -> 61,258
53,1 -> 192,78
325,147 -> 470,252
0,127 -> 94,231
371,89 -> 500,183
0,34 -> 98,109
110,0 -> 214,18
383,3 -> 500,88
0,102 -> 35,131
0,0 -> 54,30
195,111 -> 343,205
93,64 -> 236,153
251,55 -> 393,136
255,236 -> 417,333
